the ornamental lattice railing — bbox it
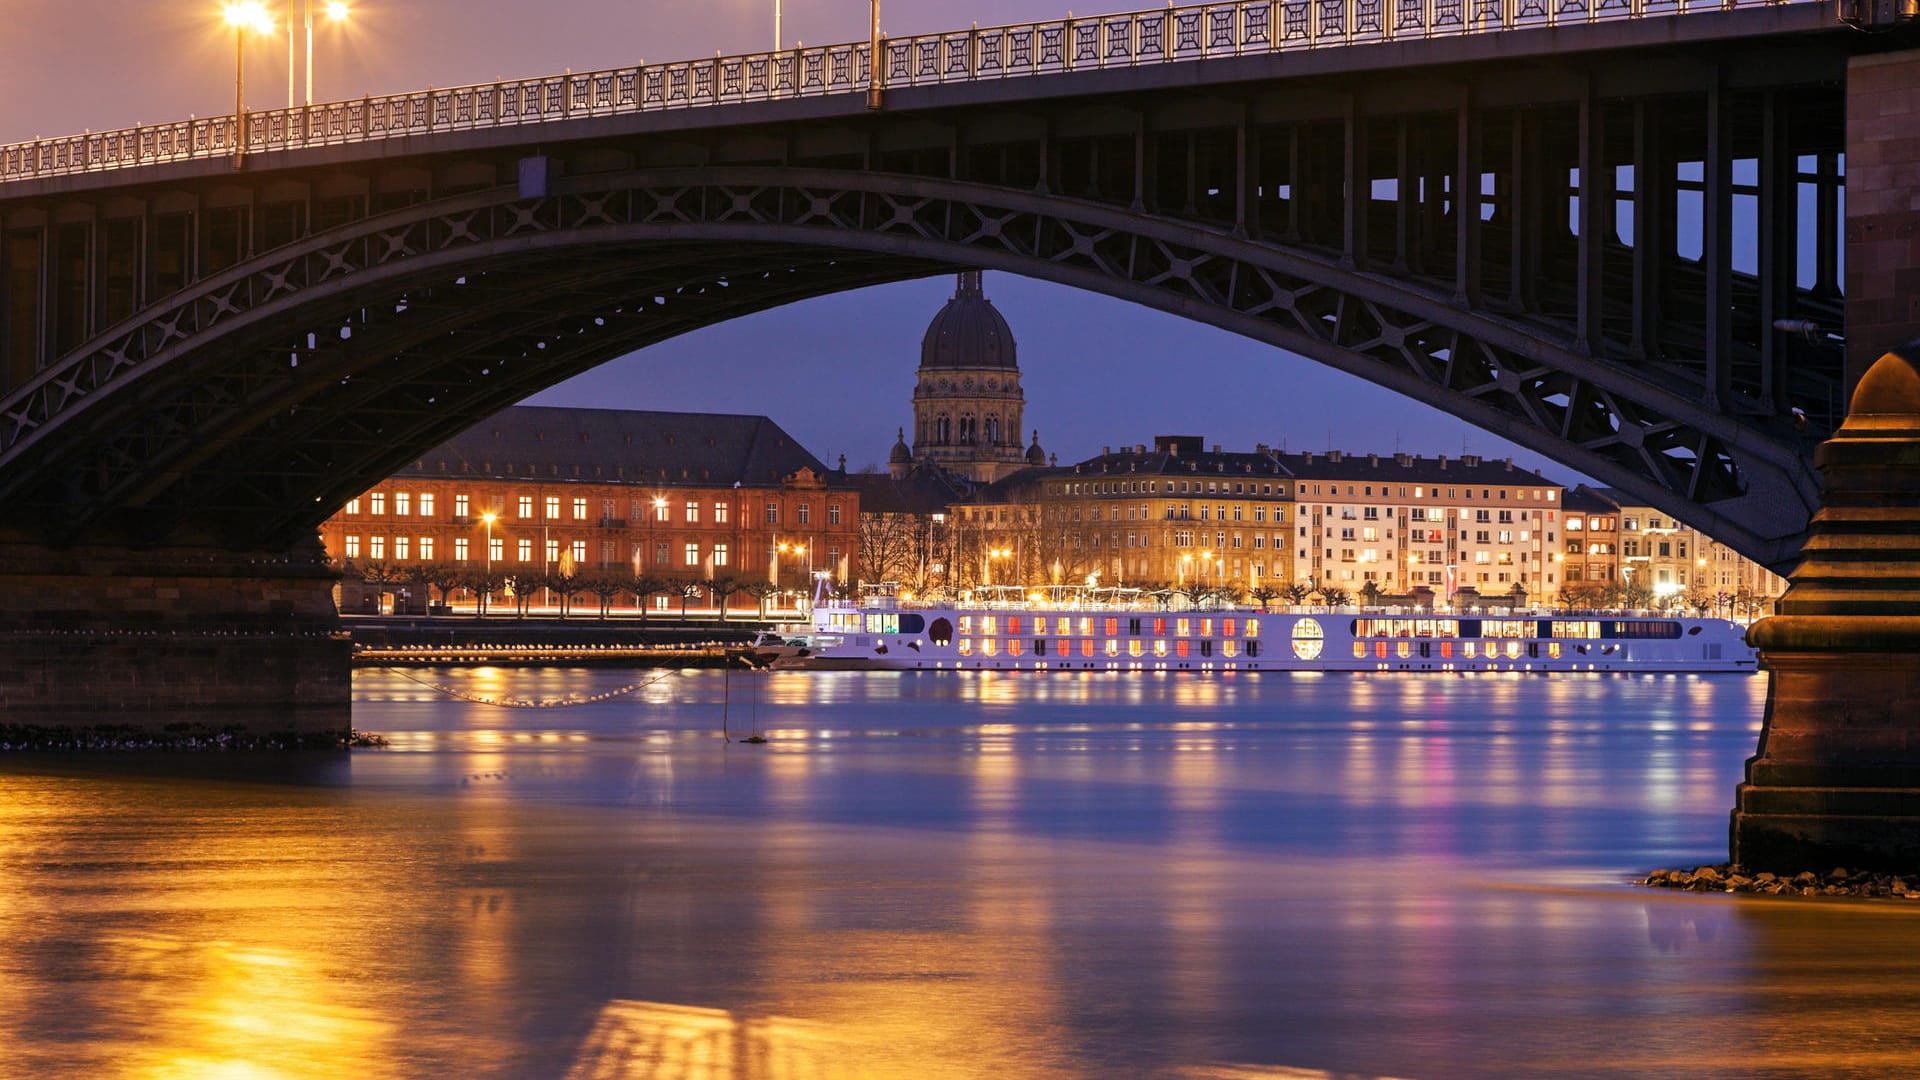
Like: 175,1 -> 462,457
1,0 -> 1802,184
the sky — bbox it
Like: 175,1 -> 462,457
4,0 -> 1572,482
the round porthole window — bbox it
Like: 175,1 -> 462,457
929,618 -> 954,646
1291,617 -> 1324,661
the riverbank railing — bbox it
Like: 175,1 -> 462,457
1,0 -> 1803,185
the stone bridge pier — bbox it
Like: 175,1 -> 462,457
0,537 -> 350,743
1731,48 -> 1920,872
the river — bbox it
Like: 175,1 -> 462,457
4,669 -> 1920,1077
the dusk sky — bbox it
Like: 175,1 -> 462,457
6,0 -> 1570,481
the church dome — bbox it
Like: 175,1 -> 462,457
1025,431 -> 1047,466
889,428 -> 913,464
919,271 -> 1017,370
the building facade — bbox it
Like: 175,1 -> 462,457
1280,452 -> 1566,605
957,436 -> 1297,591
318,406 -> 858,614
1559,485 -> 1622,598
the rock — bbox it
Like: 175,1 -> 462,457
1829,867 -> 1850,880
1793,872 -> 1818,885
1755,872 -> 1777,884
1893,878 -> 1909,894
1695,866 -> 1723,883
1727,875 -> 1753,889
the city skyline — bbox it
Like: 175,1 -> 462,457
3,0 -> 1567,482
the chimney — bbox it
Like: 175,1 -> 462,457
1462,454 -> 1481,467
1327,450 -> 1344,463
1137,444 -> 1146,454
1394,452 -> 1412,467
1302,451 -> 1315,465
1504,457 -> 1514,471
1103,446 -> 1111,456
1255,443 -> 1269,455
1367,453 -> 1378,468
1437,454 -> 1448,469
1213,444 -> 1222,453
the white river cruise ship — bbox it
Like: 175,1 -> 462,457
758,587 -> 1757,674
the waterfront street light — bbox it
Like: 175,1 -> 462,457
223,2 -> 275,169
984,546 -> 1011,587
480,512 -> 498,616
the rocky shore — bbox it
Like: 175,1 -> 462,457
1641,863 -> 1920,899
0,723 -> 387,751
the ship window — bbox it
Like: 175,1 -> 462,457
1375,641 -> 1388,658
1176,641 -> 1190,657
1035,639 -> 1047,655
899,614 -> 925,635
1352,642 -> 1366,658
1199,640 -> 1213,657
1128,640 -> 1143,657
958,638 -> 972,656
1057,639 -> 1071,657
1246,640 -> 1261,657
1106,618 -> 1120,636
929,618 -> 954,646
1290,618 -> 1325,660
1081,639 -> 1095,657
1154,640 -> 1169,657
981,639 -> 997,656
1007,616 -> 1022,635
1007,639 -> 1023,656
1397,641 -> 1410,658
1222,640 -> 1238,658
1105,639 -> 1120,657
1245,619 -> 1260,637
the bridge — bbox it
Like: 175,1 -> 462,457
4,0 -> 1920,868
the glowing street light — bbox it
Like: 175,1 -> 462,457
223,2 -> 275,168
984,546 -> 1011,586
480,511 -> 498,616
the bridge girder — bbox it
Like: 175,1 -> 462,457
0,167 -> 1819,564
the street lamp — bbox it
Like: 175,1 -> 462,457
984,546 -> 1010,587
223,2 -> 274,168
480,512 -> 498,616
289,0 -> 352,108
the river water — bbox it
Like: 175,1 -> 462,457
5,669 -> 1920,1078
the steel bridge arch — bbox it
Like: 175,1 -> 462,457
0,166 -> 1818,563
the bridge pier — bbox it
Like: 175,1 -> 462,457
0,539 -> 350,744
1732,343 -> 1920,872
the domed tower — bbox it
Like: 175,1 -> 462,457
911,271 -> 1031,483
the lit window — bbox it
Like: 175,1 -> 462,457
369,492 -> 386,515
714,502 -> 729,524
829,504 -> 841,525
573,498 -> 588,521
344,498 -> 361,515
571,540 -> 587,563
420,493 -> 436,517
343,535 -> 361,559
545,539 -> 560,564
685,500 -> 700,524
394,537 -> 410,560
454,538 -> 469,563
714,543 -> 730,567
488,538 -> 503,563
518,496 -> 534,519
545,496 -> 560,520
517,539 -> 533,563
369,535 -> 386,559
454,494 -> 469,518
394,492 -> 411,516
685,542 -> 700,566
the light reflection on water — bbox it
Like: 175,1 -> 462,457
5,670 -> 1920,1076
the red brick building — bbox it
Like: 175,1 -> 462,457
318,406 -> 859,615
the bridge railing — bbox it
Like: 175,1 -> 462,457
0,0 -> 1801,184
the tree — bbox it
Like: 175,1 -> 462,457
705,575 -> 741,621
1248,584 -> 1281,612
1508,581 -> 1529,609
1281,581 -> 1314,608
503,572 -> 539,618
1359,580 -> 1382,608
461,568 -> 502,618
583,572 -> 626,619
357,560 -> 402,613
678,580 -> 702,620
419,563 -> 464,612
1321,585 -> 1352,608
548,552 -> 582,620
628,571 -> 671,622
741,580 -> 780,620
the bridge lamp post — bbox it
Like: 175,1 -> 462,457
293,1 -> 352,107
223,2 -> 275,169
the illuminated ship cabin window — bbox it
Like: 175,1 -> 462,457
1222,619 -> 1236,637
1607,620 -> 1682,639
1007,616 -> 1021,635
1463,641 -> 1477,658
1352,642 -> 1366,659
981,616 -> 997,635
1154,617 -> 1168,636
1245,619 -> 1260,637
863,613 -> 924,635
1504,640 -> 1523,659
1105,639 -> 1120,657
1547,642 -> 1562,658
1081,640 -> 1095,657
1007,639 -> 1024,657
1129,640 -> 1144,657
1397,641 -> 1411,659
1353,618 -> 1461,638
1105,618 -> 1120,636
1176,641 -> 1191,657
1223,640 -> 1238,658
958,639 -> 973,656
1375,641 -> 1388,658
1078,617 -> 1094,636
1550,620 -> 1601,639
1153,640 -> 1169,657
1440,642 -> 1453,658
929,618 -> 954,646
958,616 -> 972,635
1292,618 -> 1326,660
1034,617 -> 1048,634
1177,619 -> 1192,637
1483,619 -> 1532,639
1056,639 -> 1071,657
1200,619 -> 1214,638
981,639 -> 997,657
